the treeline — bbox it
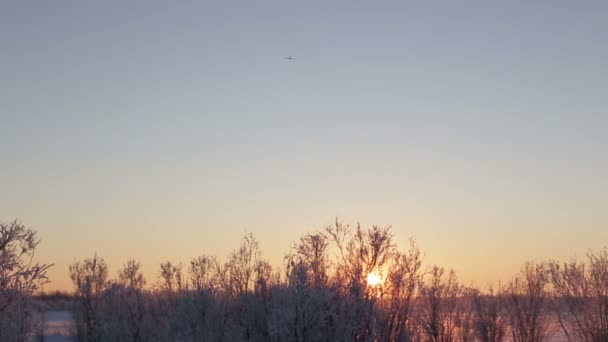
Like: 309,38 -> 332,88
1,220 -> 608,341
67,221 -> 608,342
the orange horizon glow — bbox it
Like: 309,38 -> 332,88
34,219 -> 608,294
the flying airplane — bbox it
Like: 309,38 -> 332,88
285,56 -> 295,60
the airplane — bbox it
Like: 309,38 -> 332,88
285,56 -> 295,60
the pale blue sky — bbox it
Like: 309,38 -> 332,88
1,1 -> 607,290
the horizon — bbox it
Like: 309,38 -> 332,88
28,218 -> 608,293
2,1 -> 607,293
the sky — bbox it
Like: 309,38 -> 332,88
1,1 -> 607,291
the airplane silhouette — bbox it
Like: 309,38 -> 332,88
285,56 -> 295,60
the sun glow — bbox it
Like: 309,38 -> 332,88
366,272 -> 383,287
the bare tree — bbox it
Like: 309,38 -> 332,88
295,232 -> 330,287
69,254 -> 109,342
158,261 -> 184,294
325,220 -> 396,341
325,221 -> 394,290
269,258 -> 339,342
549,248 -> 608,341
219,233 -> 261,296
469,287 -> 507,342
172,255 -> 222,341
377,238 -> 424,342
419,266 -> 461,342
0,220 -> 51,341
189,255 -> 218,292
503,262 -> 550,342
255,260 -> 273,301
116,259 -> 147,342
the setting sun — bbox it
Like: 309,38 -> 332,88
366,272 -> 383,287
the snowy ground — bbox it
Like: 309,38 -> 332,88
29,310 -> 570,341
32,310 -> 75,342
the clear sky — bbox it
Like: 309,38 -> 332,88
1,1 -> 607,291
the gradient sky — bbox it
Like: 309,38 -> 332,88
1,1 -> 607,291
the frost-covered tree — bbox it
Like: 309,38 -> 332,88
269,261 -> 338,342
184,255 -> 224,340
0,220 -> 51,341
325,220 -> 396,341
155,261 -> 189,341
69,254 -> 109,342
189,255 -> 218,292
470,287 -> 507,342
219,233 -> 261,297
115,260 -> 147,342
294,232 -> 330,287
377,238 -> 424,342
158,261 -> 185,294
419,266 -> 461,342
549,249 -> 608,342
503,262 -> 550,342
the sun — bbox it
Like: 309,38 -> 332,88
366,271 -> 383,287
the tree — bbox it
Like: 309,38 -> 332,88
189,255 -> 218,292
549,248 -> 608,342
69,254 -> 109,342
186,255 -> 222,340
294,232 -> 329,287
325,220 -> 396,341
378,238 -> 424,342
419,266 -> 461,342
503,262 -> 550,342
116,260 -> 147,342
0,220 -> 51,341
219,233 -> 261,296
470,287 -> 507,342
158,261 -> 184,295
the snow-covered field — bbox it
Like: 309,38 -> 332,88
32,310 -> 75,342
30,309 -> 572,342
